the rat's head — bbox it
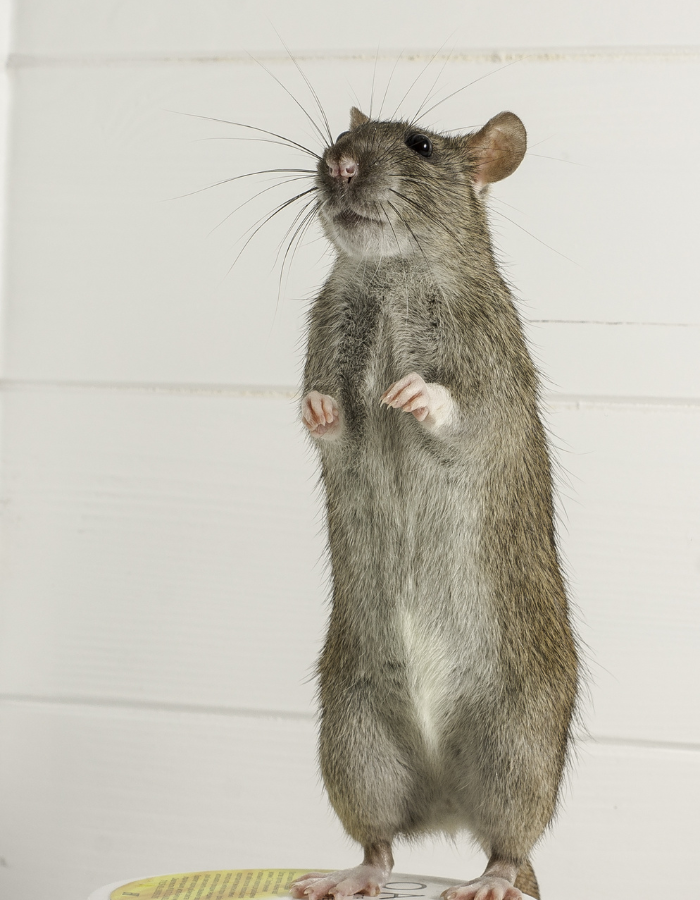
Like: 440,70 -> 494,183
317,107 -> 526,260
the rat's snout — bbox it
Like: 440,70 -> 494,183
327,155 -> 358,185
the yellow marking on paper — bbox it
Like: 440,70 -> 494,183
111,868 -> 329,900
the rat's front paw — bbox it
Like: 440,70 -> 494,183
380,373 -> 454,429
302,391 -> 342,439
441,878 -> 522,900
380,373 -> 432,421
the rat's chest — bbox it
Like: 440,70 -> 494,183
334,286 -> 440,423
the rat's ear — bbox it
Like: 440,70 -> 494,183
350,107 -> 370,129
465,111 -> 526,194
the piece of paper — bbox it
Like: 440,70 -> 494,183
109,870 -> 463,900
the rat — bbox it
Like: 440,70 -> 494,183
290,106 -> 579,900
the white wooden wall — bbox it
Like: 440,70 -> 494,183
1,3 -> 699,899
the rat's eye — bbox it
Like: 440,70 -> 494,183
336,131 -> 350,142
405,133 -> 433,158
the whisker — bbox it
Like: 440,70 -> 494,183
385,172 -> 467,196
271,27 -> 334,145
274,197 -> 318,269
412,47 -> 457,122
168,109 -> 321,160
267,200 -> 317,338
291,203 -> 320,260
437,125 -> 478,134
375,199 -> 402,253
209,175 -> 316,236
378,50 -> 404,120
414,59 -> 523,123
226,187 -> 319,275
528,152 -> 584,167
347,79 -> 364,115
368,44 -> 380,119
246,51 -> 330,148
167,169 -> 316,201
388,187 -> 461,243
490,195 -> 527,216
195,135 -> 322,155
275,202 -> 319,313
527,137 -> 556,149
391,35 -> 454,121
385,173 -> 480,216
278,204 -> 319,299
489,207 -> 582,267
385,199 -> 433,276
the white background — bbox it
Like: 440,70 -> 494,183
0,3 -> 699,899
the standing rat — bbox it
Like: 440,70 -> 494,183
290,106 -> 579,900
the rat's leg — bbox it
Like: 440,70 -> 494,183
439,706 -> 563,900
302,391 -> 343,439
291,676 -> 413,900
380,373 -> 456,431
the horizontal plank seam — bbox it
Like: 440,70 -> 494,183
1,379 -> 700,409
0,693 -> 315,721
8,47 -> 700,68
0,378 -> 300,399
527,320 -> 700,327
587,734 -> 700,753
541,395 -> 700,410
1,694 -> 698,754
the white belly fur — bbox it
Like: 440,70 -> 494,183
400,606 -> 453,754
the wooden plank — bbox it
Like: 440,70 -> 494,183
0,702 -> 349,900
0,388 -> 698,745
0,389 -> 327,714
0,701 -> 696,900
550,403 -> 700,746
529,322 -> 700,399
11,0 -> 700,56
4,60 -> 700,387
535,739 -> 700,898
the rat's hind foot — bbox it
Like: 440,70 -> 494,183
441,878 -> 522,900
290,864 -> 387,900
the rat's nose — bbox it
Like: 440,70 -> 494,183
328,156 -> 358,184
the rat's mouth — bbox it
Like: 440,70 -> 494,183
333,208 -> 384,229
